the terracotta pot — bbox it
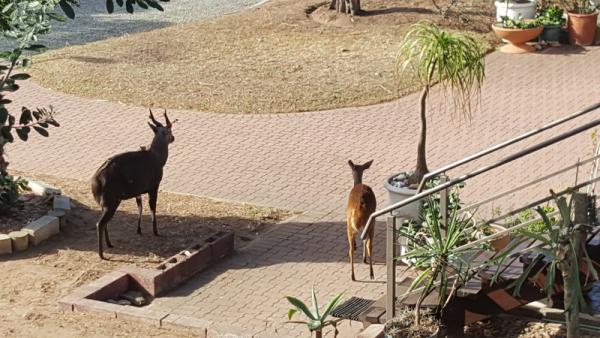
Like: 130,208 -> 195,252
492,24 -> 543,53
488,224 -> 510,252
567,11 -> 598,46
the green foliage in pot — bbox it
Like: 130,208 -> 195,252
397,199 -> 483,325
499,16 -> 543,28
536,6 -> 566,25
396,22 -> 485,186
0,174 -> 26,214
384,307 -> 438,338
285,287 -> 343,338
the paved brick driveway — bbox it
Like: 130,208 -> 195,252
7,45 -> 600,336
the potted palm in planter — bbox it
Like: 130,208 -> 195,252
389,22 -> 485,219
537,6 -> 567,42
562,0 -> 599,45
492,16 -> 544,53
495,0 -> 538,22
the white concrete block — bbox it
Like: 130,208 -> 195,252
53,195 -> 71,212
27,180 -> 61,196
22,215 -> 60,246
0,234 -> 12,255
8,230 -> 29,251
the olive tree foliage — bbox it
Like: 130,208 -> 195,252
0,0 -> 168,176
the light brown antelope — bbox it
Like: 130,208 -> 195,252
91,109 -> 176,259
346,159 -> 376,281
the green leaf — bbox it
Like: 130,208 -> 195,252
125,0 -> 134,13
47,119 -> 60,127
1,126 -> 13,142
0,107 -> 7,124
116,0 -> 124,6
287,308 -> 297,320
21,59 -> 31,67
321,293 -> 343,321
136,0 -> 148,9
24,45 -> 47,52
33,126 -> 49,137
59,0 -> 75,19
285,296 -> 316,321
19,108 -> 32,124
307,320 -> 322,331
146,0 -> 164,11
311,286 -> 320,319
10,73 -> 30,81
16,127 -> 29,141
106,0 -> 114,13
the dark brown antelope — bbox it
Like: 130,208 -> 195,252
91,109 -> 176,259
346,159 -> 376,281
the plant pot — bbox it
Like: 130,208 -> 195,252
384,173 -> 421,220
539,25 -> 562,42
494,0 -> 537,22
477,224 -> 510,252
492,24 -> 543,53
567,11 -> 598,46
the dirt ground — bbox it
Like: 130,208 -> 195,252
29,0 -> 496,114
0,172 -> 289,337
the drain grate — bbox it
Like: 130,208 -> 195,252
331,297 -> 375,321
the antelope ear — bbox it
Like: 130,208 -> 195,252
148,122 -> 157,133
348,160 -> 355,169
363,160 -> 374,169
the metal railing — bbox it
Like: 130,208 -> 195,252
361,102 -> 600,318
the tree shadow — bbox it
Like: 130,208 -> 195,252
361,6 -> 435,17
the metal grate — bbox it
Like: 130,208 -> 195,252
331,297 -> 375,321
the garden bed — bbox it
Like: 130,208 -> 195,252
29,0 -> 496,114
0,172 -> 288,337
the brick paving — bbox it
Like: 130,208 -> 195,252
6,45 -> 600,336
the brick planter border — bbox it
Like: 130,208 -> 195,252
1,179 -> 70,256
59,231 -> 235,336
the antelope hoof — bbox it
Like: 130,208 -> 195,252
351,274 -> 356,281
370,273 -> 374,280
99,252 -> 106,260
137,229 -> 142,235
153,231 -> 160,237
363,256 -> 367,264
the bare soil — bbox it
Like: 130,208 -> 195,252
29,0 -> 496,114
0,172 -> 289,337
0,193 -> 50,234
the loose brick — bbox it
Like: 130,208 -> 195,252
22,215 -> 60,246
357,324 -> 384,338
8,230 -> 29,251
27,180 -> 61,196
0,234 -> 12,255
48,209 -> 67,228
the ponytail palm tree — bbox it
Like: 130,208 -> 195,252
397,22 -> 485,186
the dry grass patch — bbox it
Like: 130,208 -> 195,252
29,0 -> 495,114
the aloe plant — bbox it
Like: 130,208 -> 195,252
511,192 -> 598,338
285,287 -> 343,338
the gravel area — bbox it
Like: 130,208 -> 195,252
0,0 -> 266,50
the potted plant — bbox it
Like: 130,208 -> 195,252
285,287 -> 343,338
393,199 -> 484,337
492,17 -> 544,53
537,5 -> 567,42
384,307 -> 438,338
475,223 -> 510,252
495,0 -> 538,22
562,0 -> 598,45
390,22 -> 485,219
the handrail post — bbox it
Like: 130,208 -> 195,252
439,175 -> 449,230
386,215 -> 397,319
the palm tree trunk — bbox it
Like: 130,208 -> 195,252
410,85 -> 430,185
315,330 -> 323,338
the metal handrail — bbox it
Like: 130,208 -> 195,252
360,116 -> 600,240
415,102 -> 600,192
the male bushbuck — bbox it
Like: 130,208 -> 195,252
346,159 -> 376,280
91,109 -> 175,259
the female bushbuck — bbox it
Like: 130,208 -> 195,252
346,159 -> 376,280
91,109 -> 175,259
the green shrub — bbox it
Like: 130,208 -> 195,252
0,174 -> 27,214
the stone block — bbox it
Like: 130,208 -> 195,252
0,234 -> 12,255
48,209 -> 67,228
22,215 -> 60,246
357,324 -> 384,338
206,231 -> 234,264
53,195 -> 71,212
27,180 -> 61,196
8,230 -> 29,251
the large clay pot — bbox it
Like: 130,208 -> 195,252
492,24 -> 543,53
494,0 -> 537,22
567,11 -> 598,46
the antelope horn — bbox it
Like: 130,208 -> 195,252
149,108 -> 163,127
163,109 -> 172,128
